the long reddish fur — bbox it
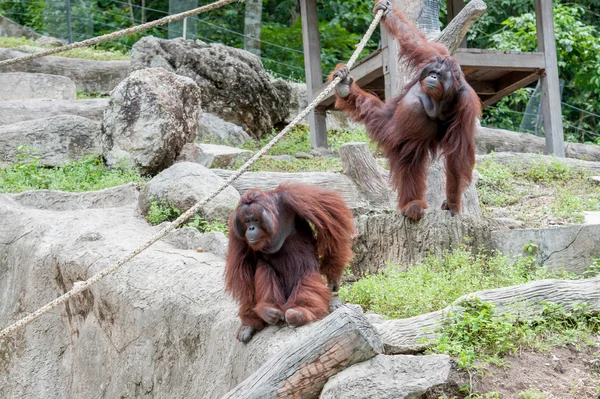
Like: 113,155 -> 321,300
224,183 -> 354,333
329,8 -> 481,214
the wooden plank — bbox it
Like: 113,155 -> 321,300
482,71 -> 541,105
446,0 -> 467,48
454,49 -> 546,70
300,0 -> 328,148
469,80 -> 496,95
534,0 -> 565,157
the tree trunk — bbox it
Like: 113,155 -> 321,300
222,306 -> 384,398
244,0 -> 262,56
339,142 -> 393,209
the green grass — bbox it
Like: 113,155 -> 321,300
76,90 -> 110,100
476,155 -> 600,225
0,36 -> 129,60
340,246 -> 575,320
231,126 -> 373,172
0,150 -> 144,193
146,200 -> 228,233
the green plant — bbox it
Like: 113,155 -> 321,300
0,151 -> 143,193
433,299 -> 600,370
340,246 -> 571,319
145,200 -> 228,234
146,200 -> 181,225
524,241 -> 538,255
518,388 -> 548,399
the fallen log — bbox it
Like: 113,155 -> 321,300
477,151 -> 600,175
222,305 -> 383,399
375,276 -> 600,354
476,127 -> 600,162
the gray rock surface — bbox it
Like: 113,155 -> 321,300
102,67 -> 202,175
0,115 -> 101,167
138,162 -> 240,222
163,227 -> 229,257
177,143 -> 253,168
0,48 -> 129,94
320,354 -> 452,399
0,98 -> 108,126
0,72 -> 76,101
0,15 -> 45,40
0,186 -> 346,398
491,224 -> 600,274
197,112 -> 251,146
130,37 -> 290,138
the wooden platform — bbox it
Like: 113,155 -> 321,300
316,48 -> 545,108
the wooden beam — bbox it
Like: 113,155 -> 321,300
381,26 -> 400,99
534,0 -> 565,157
316,51 -> 385,107
446,0 -> 467,48
482,71 -> 541,105
300,0 -> 328,149
454,49 -> 546,70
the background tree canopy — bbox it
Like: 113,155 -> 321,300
0,0 -> 598,143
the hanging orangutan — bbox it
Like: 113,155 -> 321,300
224,183 -> 354,343
330,0 -> 481,221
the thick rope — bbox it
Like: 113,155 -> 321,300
0,0 -> 244,68
0,10 -> 383,340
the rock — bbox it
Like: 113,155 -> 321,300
284,82 -> 308,125
492,217 -> 525,230
583,211 -> 600,225
0,99 -> 109,126
163,227 -> 229,257
491,209 -> 512,219
102,68 -> 202,175
589,176 -> 600,184
130,37 -> 290,138
138,162 -> 240,222
0,14 -> 44,40
491,224 -> 600,274
34,36 -> 65,47
294,151 -> 314,159
0,72 -> 76,101
327,109 -> 360,131
320,354 -> 452,399
0,187 -> 379,398
311,147 -> 335,157
197,112 -> 250,146
0,115 -> 102,167
0,48 -> 129,94
177,143 -> 253,169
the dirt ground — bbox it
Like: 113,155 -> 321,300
432,345 -> 600,398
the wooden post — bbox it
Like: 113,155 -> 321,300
446,0 -> 467,48
534,0 -> 565,157
300,0 -> 328,149
381,26 -> 400,100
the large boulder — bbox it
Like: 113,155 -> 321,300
0,72 -> 76,101
0,99 -> 109,126
197,112 -> 250,146
138,162 -> 240,222
130,36 -> 291,138
0,48 -> 129,94
101,67 -> 202,175
0,115 -> 101,167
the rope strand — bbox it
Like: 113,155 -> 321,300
0,10 -> 384,341
0,0 -> 244,68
